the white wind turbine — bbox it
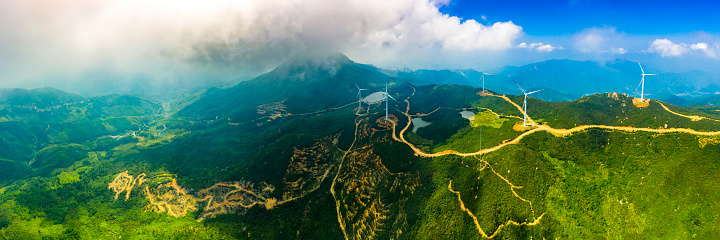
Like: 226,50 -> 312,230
513,80 -> 543,127
384,80 -> 397,121
637,61 -> 656,103
481,72 -> 493,93
355,83 -> 367,111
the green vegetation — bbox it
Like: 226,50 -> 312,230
31,144 -> 89,176
470,110 -> 509,128
0,88 -> 84,109
2,56 -> 720,239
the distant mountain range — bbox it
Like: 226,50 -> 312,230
380,59 -> 720,105
180,51 -> 719,122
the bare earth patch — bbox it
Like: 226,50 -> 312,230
632,98 -> 649,107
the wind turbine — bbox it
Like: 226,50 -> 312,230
480,72 -> 493,93
355,83 -> 367,111
637,61 -> 656,103
384,80 -> 397,121
513,80 -> 543,127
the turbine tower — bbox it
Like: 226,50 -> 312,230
481,72 -> 493,93
384,80 -> 397,121
513,80 -> 543,127
355,83 -> 367,111
637,61 -> 657,103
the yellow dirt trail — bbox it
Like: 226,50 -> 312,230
391,93 -> 720,158
657,101 -> 720,122
448,180 -> 545,239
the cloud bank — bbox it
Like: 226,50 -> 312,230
0,0 -> 523,93
647,39 -> 718,58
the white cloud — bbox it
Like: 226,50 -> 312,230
691,43 -> 708,50
518,42 -> 561,52
648,39 -> 687,57
573,27 -> 626,54
691,42 -> 717,58
0,0 -> 524,90
536,44 -> 558,52
647,39 -> 720,59
576,34 -> 604,53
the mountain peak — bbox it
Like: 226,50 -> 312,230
290,50 -> 351,63
267,50 -> 353,81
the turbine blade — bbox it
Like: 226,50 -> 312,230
644,74 -> 657,76
527,89 -> 544,95
387,94 -> 398,102
512,80 -> 526,94
638,61 -> 645,75
355,82 -> 360,90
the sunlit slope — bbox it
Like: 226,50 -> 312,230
393,84 -> 720,239
179,51 -> 393,122
529,93 -> 720,131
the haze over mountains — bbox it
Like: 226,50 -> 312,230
388,59 -> 720,105
183,51 -> 720,110
3,51 -> 719,112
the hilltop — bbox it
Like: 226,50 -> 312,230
0,88 -> 84,108
179,51 -> 393,122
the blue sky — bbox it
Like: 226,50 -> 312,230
425,0 -> 720,73
441,0 -> 719,35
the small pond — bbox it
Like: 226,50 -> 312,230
411,117 -> 431,133
363,92 -> 388,104
460,110 -> 475,121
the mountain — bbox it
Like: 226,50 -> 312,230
179,51 -> 393,122
0,88 -> 161,163
0,88 -> 84,108
683,93 -> 720,106
2,53 -> 720,239
653,92 -> 688,106
495,59 -> 720,99
374,59 -> 720,104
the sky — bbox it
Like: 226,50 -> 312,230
0,0 -> 718,94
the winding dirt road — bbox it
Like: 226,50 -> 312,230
448,180 -> 546,239
391,90 -> 720,158
657,101 -> 720,122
